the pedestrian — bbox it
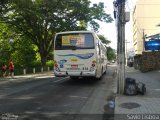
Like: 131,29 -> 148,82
2,63 -> 7,77
8,60 -> 14,78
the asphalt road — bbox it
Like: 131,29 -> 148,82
0,65 -> 117,120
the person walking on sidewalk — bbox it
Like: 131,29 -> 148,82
8,60 -> 14,78
2,63 -> 7,77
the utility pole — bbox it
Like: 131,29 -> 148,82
126,41 -> 127,65
113,0 -> 126,94
125,40 -> 130,66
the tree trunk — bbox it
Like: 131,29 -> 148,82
40,51 -> 47,66
40,55 -> 47,66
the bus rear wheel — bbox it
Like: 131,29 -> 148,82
95,76 -> 102,81
104,65 -> 107,74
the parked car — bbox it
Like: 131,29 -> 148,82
112,60 -> 115,63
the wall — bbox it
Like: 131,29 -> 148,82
132,0 -> 160,54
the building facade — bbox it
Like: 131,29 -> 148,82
132,0 -> 160,54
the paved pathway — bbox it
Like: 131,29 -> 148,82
115,67 -> 160,120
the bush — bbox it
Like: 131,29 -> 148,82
28,60 -> 42,68
46,60 -> 54,67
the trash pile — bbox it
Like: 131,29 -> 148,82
124,78 -> 146,96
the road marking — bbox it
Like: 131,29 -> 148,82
63,104 -> 71,107
69,95 -> 88,99
53,77 -> 68,83
35,76 -> 55,79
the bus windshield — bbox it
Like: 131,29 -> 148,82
55,33 -> 94,50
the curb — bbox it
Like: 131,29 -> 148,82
0,71 -> 54,85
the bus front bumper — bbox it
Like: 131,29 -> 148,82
54,70 -> 96,77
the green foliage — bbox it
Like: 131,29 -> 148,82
0,22 -> 14,65
0,22 -> 37,67
28,60 -> 41,67
11,36 -> 36,67
46,60 -> 54,67
98,34 -> 116,61
33,45 -> 41,62
98,34 -> 111,45
0,0 -> 113,65
107,47 -> 116,61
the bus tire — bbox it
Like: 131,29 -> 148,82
104,65 -> 107,74
95,77 -> 101,81
101,67 -> 103,75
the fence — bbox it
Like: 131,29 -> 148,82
0,66 -> 54,76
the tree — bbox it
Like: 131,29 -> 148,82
11,36 -> 37,67
0,0 -> 113,66
98,34 -> 111,45
0,22 -> 14,64
98,34 -> 116,61
107,46 -> 116,61
0,22 -> 36,67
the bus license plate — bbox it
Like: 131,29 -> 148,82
71,65 -> 78,69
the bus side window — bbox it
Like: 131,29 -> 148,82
55,35 -> 62,49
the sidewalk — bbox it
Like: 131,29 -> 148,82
115,67 -> 160,120
0,71 -> 54,85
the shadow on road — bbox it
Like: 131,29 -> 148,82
60,77 -> 101,86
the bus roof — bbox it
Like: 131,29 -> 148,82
55,31 -> 95,35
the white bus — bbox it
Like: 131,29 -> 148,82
54,31 -> 107,79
